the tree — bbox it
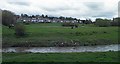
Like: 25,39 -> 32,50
21,14 -> 24,17
84,19 -> 92,24
21,14 -> 28,18
2,10 -> 16,26
77,19 -> 81,23
49,17 -> 54,20
66,17 -> 73,20
41,14 -> 44,18
24,14 -> 28,18
35,15 -> 40,19
59,16 -> 65,20
45,15 -> 48,18
81,19 -> 92,24
31,15 -> 35,18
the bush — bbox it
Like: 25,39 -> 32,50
62,22 -> 79,27
14,23 -> 26,37
62,22 -> 73,26
95,18 -> 111,27
111,17 -> 120,26
23,22 -> 30,25
111,21 -> 119,26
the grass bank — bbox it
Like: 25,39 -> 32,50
2,51 -> 119,62
2,23 -> 119,47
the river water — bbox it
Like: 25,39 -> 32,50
1,44 -> 120,53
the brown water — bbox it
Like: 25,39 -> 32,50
1,44 -> 120,53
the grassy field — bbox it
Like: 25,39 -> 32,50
2,51 -> 119,62
2,23 -> 118,47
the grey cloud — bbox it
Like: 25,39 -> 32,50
82,2 -> 116,18
85,2 -> 104,10
40,5 -> 80,12
43,7 -> 71,12
8,2 -> 30,6
92,11 -> 116,18
0,0 -> 117,19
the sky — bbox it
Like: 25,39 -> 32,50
0,0 -> 119,21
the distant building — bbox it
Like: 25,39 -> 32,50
17,15 -> 86,23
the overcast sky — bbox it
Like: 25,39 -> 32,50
0,0 -> 119,21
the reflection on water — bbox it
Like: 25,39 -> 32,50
2,44 -> 120,53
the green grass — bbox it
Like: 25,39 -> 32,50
2,23 -> 119,47
2,51 -> 119,62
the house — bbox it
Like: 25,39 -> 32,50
17,15 -> 83,23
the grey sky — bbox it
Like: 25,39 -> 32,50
0,0 -> 119,21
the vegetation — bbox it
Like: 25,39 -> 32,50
1,10 -> 119,47
95,18 -> 111,27
2,23 -> 118,47
111,17 -> 120,26
2,10 -> 16,27
82,19 -> 92,24
62,22 -> 78,27
2,51 -> 119,62
14,23 -> 26,37
1,10 -> 119,64
20,14 -> 79,21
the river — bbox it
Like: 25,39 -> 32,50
1,44 -> 120,53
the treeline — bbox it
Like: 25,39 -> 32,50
20,14 -> 79,21
62,18 -> 119,27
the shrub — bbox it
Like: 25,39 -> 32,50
62,22 -> 79,27
111,17 -> 120,26
95,18 -> 111,27
23,22 -> 30,25
14,23 -> 26,37
62,22 -> 73,26
111,21 -> 119,26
